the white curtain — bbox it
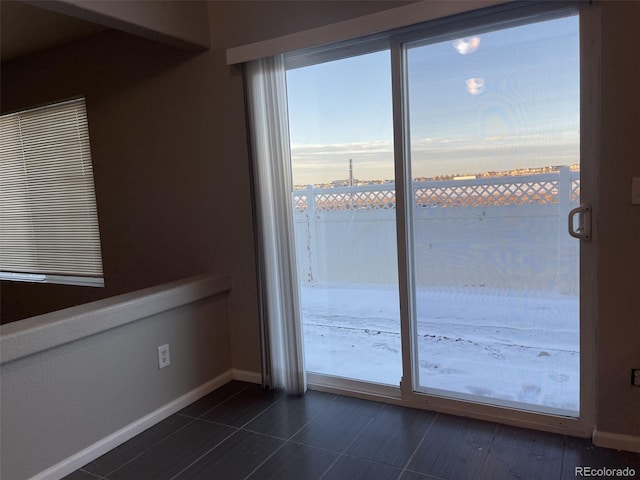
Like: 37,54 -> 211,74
245,55 -> 306,395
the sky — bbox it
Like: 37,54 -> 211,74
286,14 -> 580,185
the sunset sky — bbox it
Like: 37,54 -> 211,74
286,13 -> 580,185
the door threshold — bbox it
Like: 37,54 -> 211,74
306,372 -> 592,438
307,372 -> 402,403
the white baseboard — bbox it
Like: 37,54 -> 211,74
31,370 -> 234,480
231,368 -> 262,384
593,430 -> 640,453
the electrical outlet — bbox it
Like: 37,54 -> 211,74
632,369 -> 640,388
158,344 -> 170,369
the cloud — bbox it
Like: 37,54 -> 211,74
453,36 -> 481,55
290,141 -> 393,158
409,132 -> 579,177
289,130 -> 579,184
290,141 -> 394,184
466,78 -> 486,95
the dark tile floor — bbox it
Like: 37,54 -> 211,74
66,381 -> 639,480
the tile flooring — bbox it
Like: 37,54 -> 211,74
66,381 -> 639,480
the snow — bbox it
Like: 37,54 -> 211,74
301,283 -> 579,414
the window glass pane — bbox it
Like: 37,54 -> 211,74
406,14 -> 580,414
287,51 -> 401,385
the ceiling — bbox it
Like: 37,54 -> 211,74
1,1 -> 107,62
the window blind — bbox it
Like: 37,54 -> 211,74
0,98 -> 104,281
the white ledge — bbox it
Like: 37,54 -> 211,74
0,273 -> 231,365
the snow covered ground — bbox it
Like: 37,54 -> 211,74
301,283 -> 579,413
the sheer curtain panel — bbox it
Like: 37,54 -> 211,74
245,56 -> 306,395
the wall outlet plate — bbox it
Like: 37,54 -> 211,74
632,369 -> 640,388
158,344 -> 170,369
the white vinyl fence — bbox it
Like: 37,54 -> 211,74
293,167 -> 580,295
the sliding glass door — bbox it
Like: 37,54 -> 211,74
283,7 -> 585,417
404,14 -> 581,415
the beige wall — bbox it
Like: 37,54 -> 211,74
35,0 -> 211,50
1,0 -> 638,441
596,0 -> 640,439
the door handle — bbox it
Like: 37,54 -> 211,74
568,204 -> 591,240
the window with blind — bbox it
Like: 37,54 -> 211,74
0,98 -> 104,287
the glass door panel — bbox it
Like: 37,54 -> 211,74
405,15 -> 581,414
286,51 -> 401,385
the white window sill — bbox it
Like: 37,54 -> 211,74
0,272 -> 104,288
